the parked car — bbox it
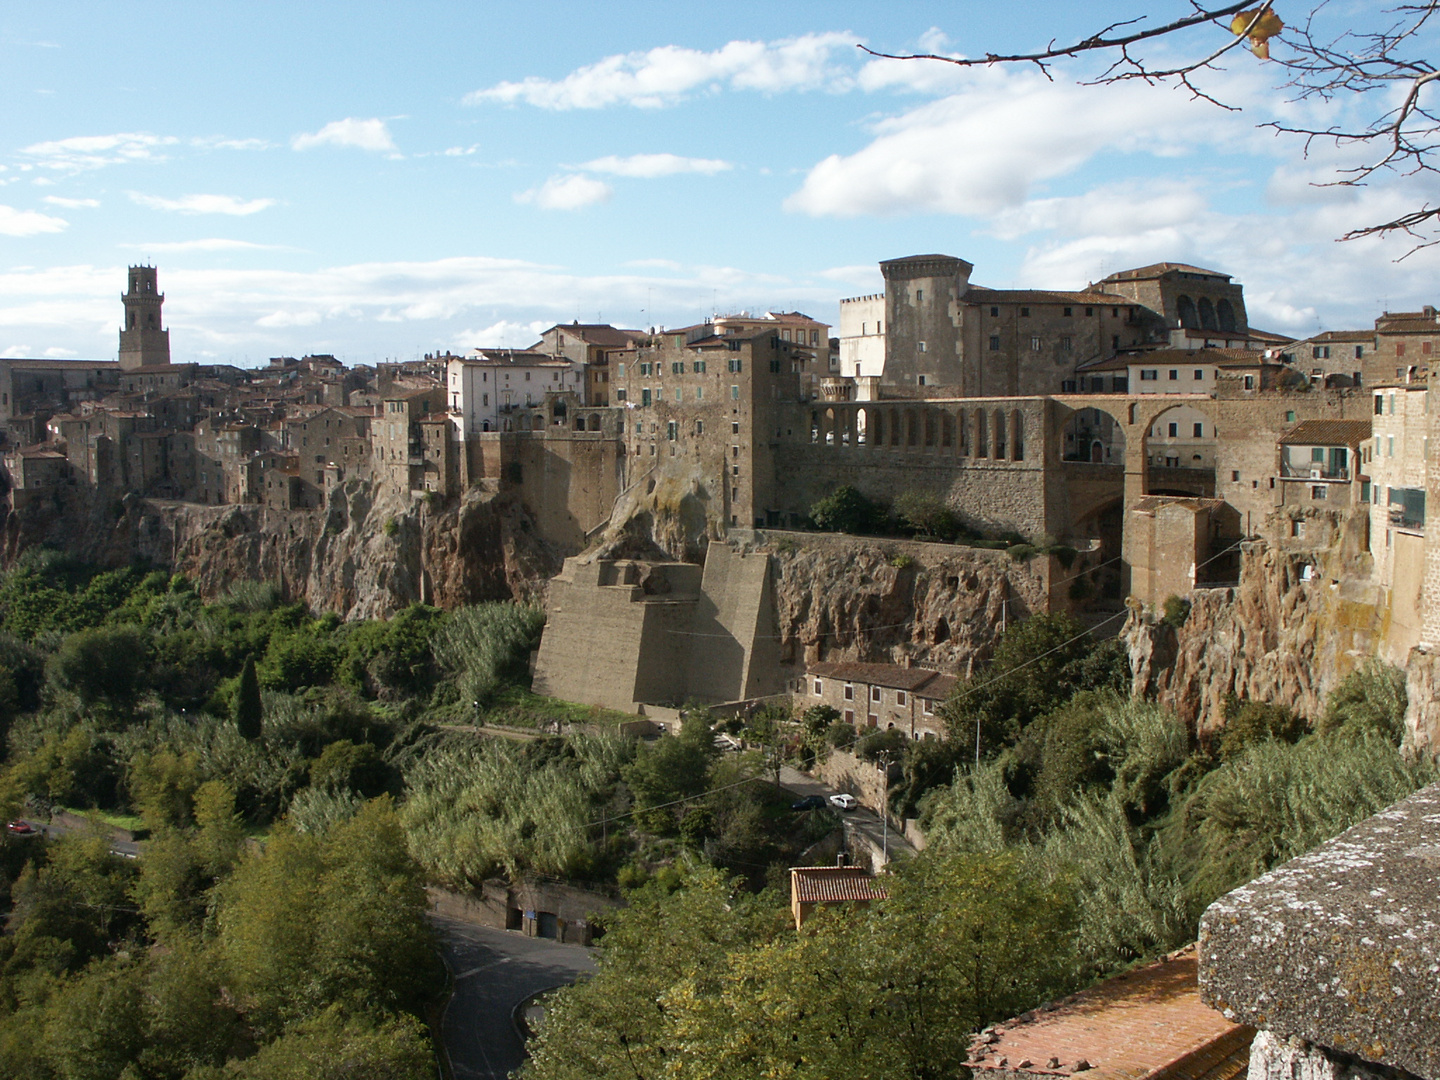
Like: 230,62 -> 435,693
790,795 -> 826,811
6,820 -> 34,835
828,793 -> 858,811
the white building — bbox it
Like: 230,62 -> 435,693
447,350 -> 584,436
837,293 -> 886,379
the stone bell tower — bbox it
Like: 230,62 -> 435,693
118,265 -> 170,370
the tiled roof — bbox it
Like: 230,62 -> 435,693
790,867 -> 889,904
920,674 -> 958,699
807,661 -> 949,691
546,324 -> 645,348
966,947 -> 1252,1080
1278,419 -> 1372,446
1100,262 -> 1231,281
1376,319 -> 1440,334
965,288 -> 1131,306
1294,329 -> 1374,344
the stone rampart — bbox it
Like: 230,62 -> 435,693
1199,782 -> 1440,1080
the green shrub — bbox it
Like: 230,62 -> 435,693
890,553 -> 916,569
809,485 -> 882,535
1317,661 -> 1407,744
1161,596 -> 1191,628
382,517 -> 399,537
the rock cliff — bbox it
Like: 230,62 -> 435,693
1124,537 -> 1385,735
1,481 -> 557,619
759,531 -> 1090,674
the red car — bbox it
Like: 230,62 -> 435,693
6,821 -> 34,836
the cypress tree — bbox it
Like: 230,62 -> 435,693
234,655 -> 263,741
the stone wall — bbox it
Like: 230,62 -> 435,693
1199,783 -> 1440,1080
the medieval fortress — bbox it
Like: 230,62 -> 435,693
2,256 -> 1436,743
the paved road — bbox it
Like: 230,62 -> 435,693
13,818 -> 140,859
433,914 -> 595,1080
779,766 -> 917,864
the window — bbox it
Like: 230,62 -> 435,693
915,289 -> 923,303
1355,345 -> 1364,359
918,341 -> 927,352
867,714 -> 878,727
694,360 -> 706,373
695,387 -> 703,401
844,710 -> 854,725
615,388 -> 626,401
695,420 -> 704,435
1168,369 -> 1179,380
1193,422 -> 1204,437
769,359 -> 781,373
1388,436 -> 1395,457
989,335 -> 1000,351
731,445 -> 739,458
843,683 -> 854,700
1085,307 -> 1094,317
1398,342 -> 1407,357
871,686 -> 881,702
896,690 -> 907,706
1232,470 -> 1240,482
1060,336 -> 1072,352
1063,306 -> 1073,317
922,699 -> 933,716
1244,376 -> 1255,390
728,358 -> 742,373
666,421 -> 677,440
1375,395 -> 1384,415
1389,393 -> 1396,414
1194,368 -> 1204,380
732,421 -> 740,434
813,679 -> 822,696
1292,520 -> 1306,538
617,363 -> 625,378
1312,485 -> 1327,500
1141,369 -> 1158,381
1020,306 -> 1029,317
1168,422 -> 1178,437
1313,345 -> 1330,359
671,362 -> 683,374
990,305 -> 999,317
1030,335 -> 1041,351
731,385 -> 740,400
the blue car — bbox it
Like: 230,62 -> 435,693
790,795 -> 826,811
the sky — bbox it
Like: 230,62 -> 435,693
2,1 -> 1437,365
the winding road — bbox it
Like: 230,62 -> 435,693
433,915 -> 596,1080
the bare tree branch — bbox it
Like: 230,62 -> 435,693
864,2 -> 1440,252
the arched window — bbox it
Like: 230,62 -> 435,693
1176,295 -> 1198,328
941,410 -> 955,449
1010,410 -> 1024,461
1198,297 -> 1217,330
958,410 -> 969,456
993,409 -> 1006,459
905,409 -> 919,447
974,409 -> 987,457
1217,299 -> 1236,332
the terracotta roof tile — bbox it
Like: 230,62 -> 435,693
790,867 -> 889,904
1278,419 -> 1372,446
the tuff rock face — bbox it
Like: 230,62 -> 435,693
1,480 -> 557,619
760,532 -> 1075,674
1123,539 -> 1386,736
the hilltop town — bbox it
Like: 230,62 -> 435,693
3,256 -> 1436,748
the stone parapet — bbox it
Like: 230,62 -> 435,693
1198,782 -> 1440,1080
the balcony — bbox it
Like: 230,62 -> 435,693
1390,508 -> 1425,531
1280,463 -> 1349,481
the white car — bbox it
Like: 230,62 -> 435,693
828,793 -> 857,811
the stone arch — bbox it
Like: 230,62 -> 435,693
992,408 -> 1006,459
1198,297 -> 1217,331
905,408 -> 919,448
868,407 -> 882,448
1010,409 -> 1024,461
1062,407 -> 1124,463
957,410 -> 970,456
824,407 -> 836,445
924,409 -> 937,448
1177,295 -> 1198,328
589,412 -> 601,432
1141,401 -> 1219,498
941,410 -> 955,449
974,409 -> 987,457
810,409 -> 821,444
1217,299 -> 1236,332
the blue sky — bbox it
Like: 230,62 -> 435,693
2,2 -> 1436,365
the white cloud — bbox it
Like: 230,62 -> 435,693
579,153 -> 732,177
515,174 -> 613,211
468,31 -> 858,109
0,205 -> 67,236
129,192 -> 276,216
291,118 -> 397,153
121,238 -> 286,253
43,196 -> 99,208
786,71 -> 1256,218
41,346 -> 77,358
459,319 -> 551,348
21,132 -> 180,172
443,145 -> 481,157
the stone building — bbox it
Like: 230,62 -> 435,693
374,386 -> 446,498
1372,307 -> 1438,385
534,322 -> 644,407
1285,329 -> 1373,387
446,350 -> 584,435
1275,418 -> 1370,512
118,266 -> 170,371
1369,384 -> 1429,654
800,661 -> 956,739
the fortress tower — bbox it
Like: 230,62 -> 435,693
118,265 -> 170,370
